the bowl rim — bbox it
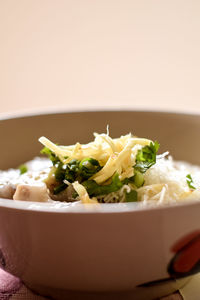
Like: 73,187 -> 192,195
1,107 -> 200,122
1,108 -> 200,215
0,196 -> 200,215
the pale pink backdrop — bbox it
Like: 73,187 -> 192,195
0,0 -> 200,115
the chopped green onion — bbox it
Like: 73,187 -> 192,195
53,183 -> 68,195
65,159 -> 80,183
79,158 -> 102,179
40,147 -> 60,165
186,174 -> 196,190
122,172 -> 144,188
54,162 -> 66,181
133,170 -> 144,188
68,159 -> 80,172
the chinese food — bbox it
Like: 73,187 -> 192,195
1,131 -> 200,205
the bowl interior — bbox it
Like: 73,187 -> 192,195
1,110 -> 200,170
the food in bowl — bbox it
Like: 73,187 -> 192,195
0,130 -> 200,205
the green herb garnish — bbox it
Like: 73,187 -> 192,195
40,147 -> 61,165
186,174 -> 196,190
19,164 -> 28,175
125,190 -> 138,202
53,183 -> 68,195
133,170 -> 144,188
134,141 -> 160,174
41,140 -> 159,199
82,173 -> 124,197
53,160 -> 80,194
54,162 -> 66,181
123,172 -> 144,188
79,158 -> 102,179
64,159 -> 80,183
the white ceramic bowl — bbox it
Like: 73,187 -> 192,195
0,110 -> 200,299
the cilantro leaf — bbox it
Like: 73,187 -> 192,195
19,164 -> 28,175
82,173 -> 123,197
186,174 -> 196,190
134,141 -> 160,173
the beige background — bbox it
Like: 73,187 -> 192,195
0,0 -> 200,115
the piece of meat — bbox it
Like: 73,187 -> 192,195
0,184 -> 16,199
0,169 -> 20,199
13,184 -> 50,202
49,184 -> 76,202
0,157 -> 51,201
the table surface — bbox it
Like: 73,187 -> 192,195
0,266 -> 183,300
